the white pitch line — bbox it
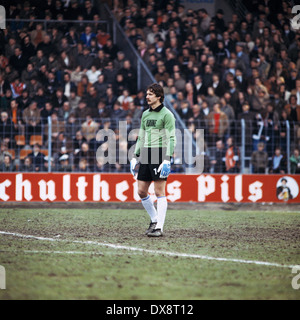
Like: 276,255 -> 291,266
0,250 -> 105,255
0,231 -> 297,269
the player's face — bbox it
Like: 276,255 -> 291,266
146,90 -> 160,107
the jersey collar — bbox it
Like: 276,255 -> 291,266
149,103 -> 164,112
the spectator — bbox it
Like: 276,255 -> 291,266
198,8 -> 211,35
251,142 -> 269,174
96,27 -> 110,48
78,47 -> 94,72
21,63 -> 38,86
291,79 -> 300,105
58,50 -> 76,72
81,114 -> 99,142
44,71 -> 59,96
103,38 -> 119,61
119,59 -> 137,95
30,23 -> 47,48
95,99 -> 111,123
36,34 -> 56,58
117,89 -> 133,111
269,147 -> 286,174
62,72 -> 77,99
290,149 -> 300,174
74,141 -> 94,170
44,112 -> 65,146
173,71 -> 186,92
235,42 -> 250,76
0,154 -> 15,172
95,156 -> 110,172
86,65 -> 101,85
225,136 -> 240,173
32,87 -> 46,110
78,158 -> 90,172
91,74 -> 106,99
102,61 -> 117,85
207,103 -> 229,147
73,130 -> 87,152
284,95 -> 300,123
176,100 -> 193,121
68,88 -> 80,112
206,87 -> 220,110
3,65 -> 19,85
20,156 -> 34,172
193,74 -> 207,97
0,89 -> 13,112
52,87 -> 68,110
110,101 -> 127,124
58,154 -> 72,172
9,47 -> 28,76
86,85 -> 100,111
77,74 -> 93,98
0,74 -> 10,98
80,25 -> 97,48
104,86 -> 117,111
237,102 -> 256,153
22,101 -> 41,144
53,131 -> 73,160
0,111 -> 16,147
40,101 -> 54,125
28,143 -> 45,172
58,101 -> 72,122
67,65 -> 81,87
211,139 -> 226,173
9,99 -> 24,134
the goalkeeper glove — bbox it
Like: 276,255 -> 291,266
158,160 -> 171,179
130,157 -> 139,176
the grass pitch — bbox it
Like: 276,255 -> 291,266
0,206 -> 299,300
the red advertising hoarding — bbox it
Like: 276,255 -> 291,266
0,173 -> 299,203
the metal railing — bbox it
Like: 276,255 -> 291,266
1,115 -> 297,174
181,118 -> 297,174
6,18 -> 110,34
225,0 -> 248,20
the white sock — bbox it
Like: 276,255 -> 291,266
141,195 -> 157,223
156,196 -> 168,232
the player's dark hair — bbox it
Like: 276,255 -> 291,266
147,83 -> 164,103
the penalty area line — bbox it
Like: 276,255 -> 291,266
0,231 -> 297,269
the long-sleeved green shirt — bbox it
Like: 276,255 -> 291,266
134,104 -> 176,160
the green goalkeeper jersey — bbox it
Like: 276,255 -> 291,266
134,104 -> 176,159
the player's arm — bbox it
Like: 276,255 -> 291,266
158,112 -> 176,178
164,111 -> 176,161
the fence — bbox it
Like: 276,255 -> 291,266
182,117 -> 297,174
6,18 -> 110,35
0,111 -> 297,174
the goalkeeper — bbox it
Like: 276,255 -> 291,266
130,83 -> 176,237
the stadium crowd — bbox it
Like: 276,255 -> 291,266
0,0 -> 300,174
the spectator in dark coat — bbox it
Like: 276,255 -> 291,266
0,111 -> 16,147
28,143 -> 45,172
77,47 -> 94,71
176,100 -> 194,121
211,140 -> 226,173
9,47 -> 28,76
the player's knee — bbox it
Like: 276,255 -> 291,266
138,189 -> 148,199
154,190 -> 165,198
